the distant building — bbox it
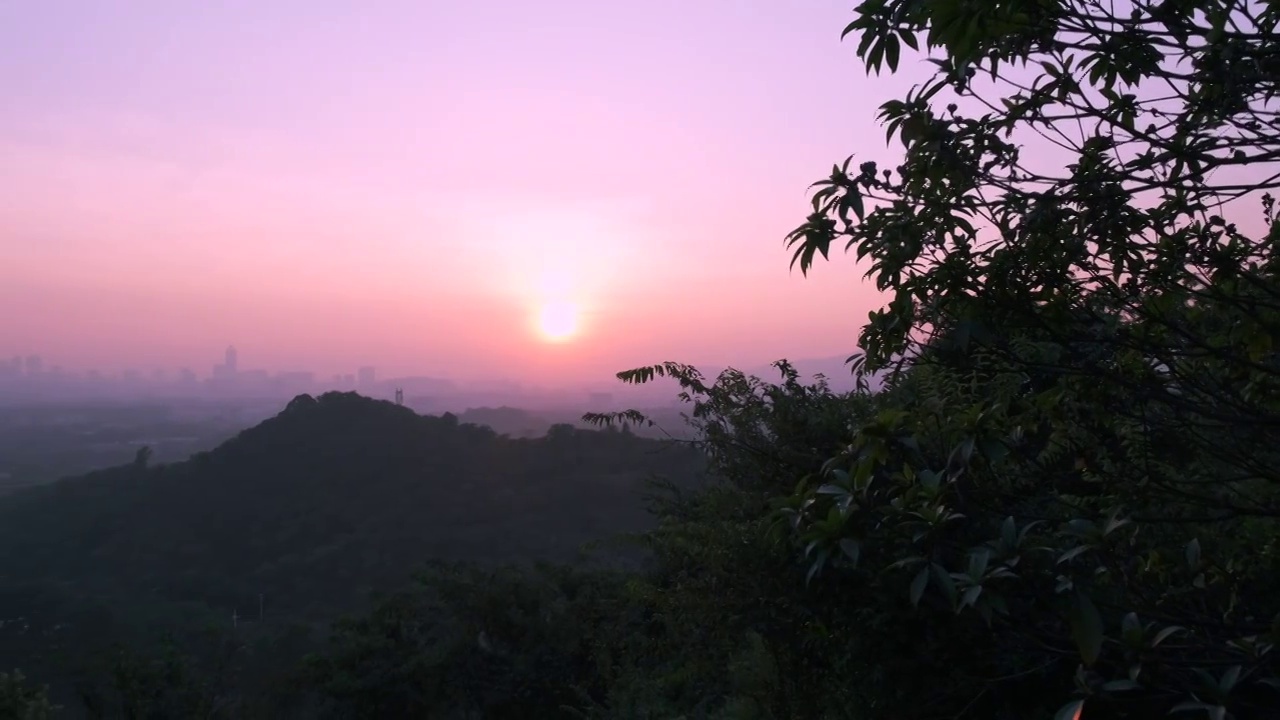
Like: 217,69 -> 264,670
23,355 -> 43,376
357,366 -> 376,386
213,346 -> 240,381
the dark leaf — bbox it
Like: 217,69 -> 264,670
1069,592 -> 1105,666
910,566 -> 929,606
1053,699 -> 1084,720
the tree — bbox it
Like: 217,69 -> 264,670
133,446 -> 152,470
780,1 -> 1280,717
606,1 -> 1280,717
788,0 -> 1280,384
0,670 -> 54,720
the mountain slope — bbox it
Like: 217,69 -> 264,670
0,392 -> 707,697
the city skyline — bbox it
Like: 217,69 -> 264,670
0,339 -> 861,387
1,345 -> 383,384
0,341 -> 865,409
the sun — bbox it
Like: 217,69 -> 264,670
536,301 -> 580,342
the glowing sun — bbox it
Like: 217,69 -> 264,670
536,301 -> 580,342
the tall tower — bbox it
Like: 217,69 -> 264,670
225,346 -> 238,374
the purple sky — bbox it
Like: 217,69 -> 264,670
21,1 -> 1233,384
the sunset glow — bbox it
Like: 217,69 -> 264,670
0,0 -> 899,384
536,302 -> 580,343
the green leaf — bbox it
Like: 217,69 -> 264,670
847,186 -> 866,221
967,548 -> 990,580
1219,665 -> 1241,693
1151,625 -> 1184,647
1102,678 -> 1140,692
805,549 -> 829,586
839,538 -> 861,567
1103,514 -> 1131,537
1121,612 -> 1143,646
1170,702 -> 1225,720
979,438 -> 1009,465
1121,612 -> 1140,634
1053,699 -> 1084,720
1069,592 -> 1105,666
1000,516 -> 1016,548
888,555 -> 927,571
884,34 -> 901,73
930,562 -> 958,607
1058,545 -> 1091,564
909,566 -> 929,606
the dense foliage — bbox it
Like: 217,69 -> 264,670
303,368 -> 883,719
784,0 -> 1280,716
0,392 -> 706,715
600,0 -> 1280,717
0,671 -> 54,720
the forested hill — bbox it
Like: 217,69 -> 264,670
0,392 -> 707,707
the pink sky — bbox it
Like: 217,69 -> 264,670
24,1 -> 1268,385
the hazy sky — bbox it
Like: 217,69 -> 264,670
1,0 -> 943,382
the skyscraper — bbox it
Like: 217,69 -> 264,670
357,366 -> 376,386
225,346 -> 238,374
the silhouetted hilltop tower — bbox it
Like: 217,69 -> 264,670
394,388 -> 403,405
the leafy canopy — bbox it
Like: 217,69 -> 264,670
602,0 -> 1280,717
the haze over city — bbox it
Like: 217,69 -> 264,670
0,0 -> 928,385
